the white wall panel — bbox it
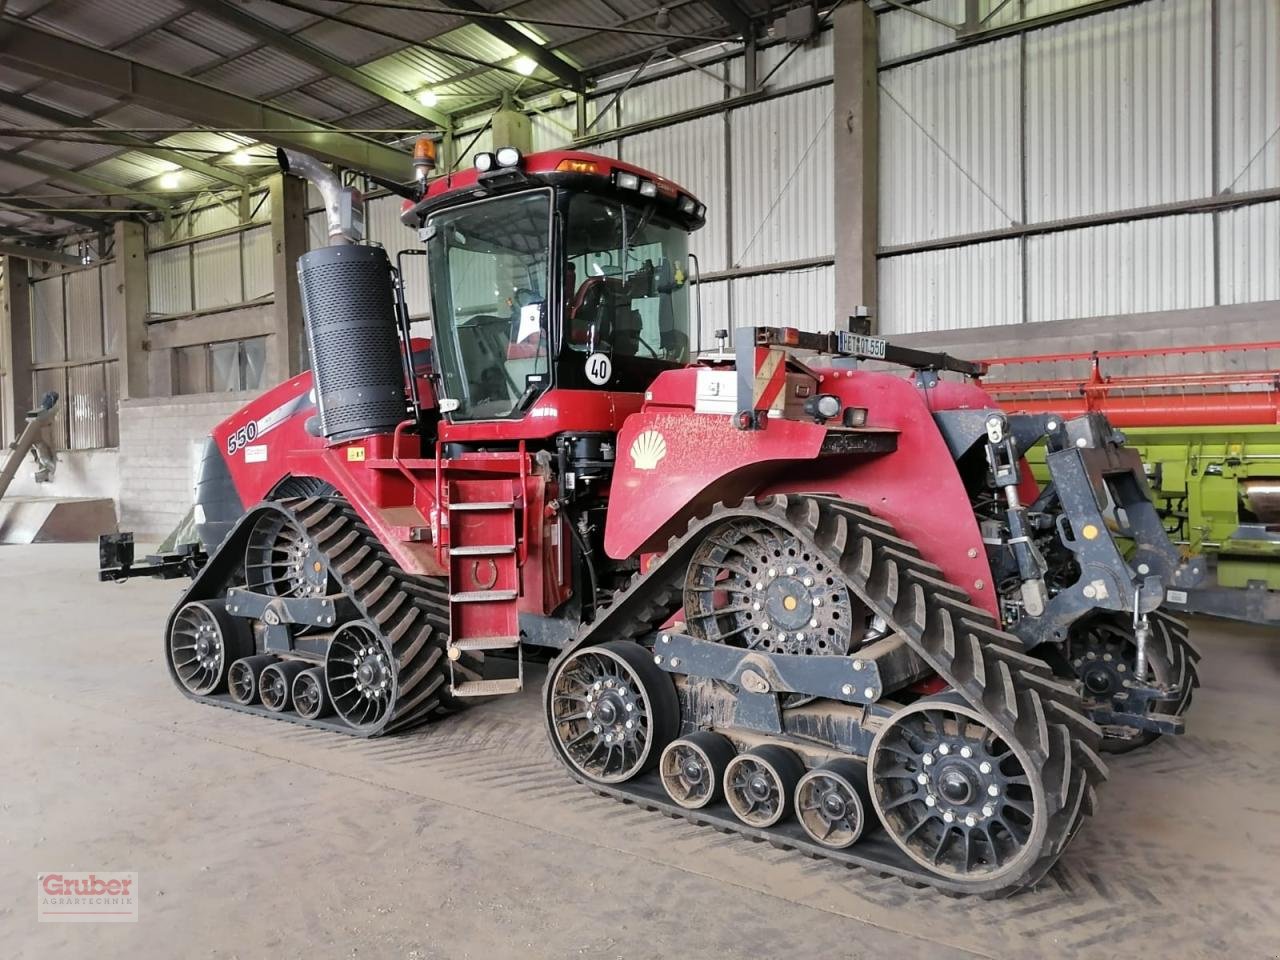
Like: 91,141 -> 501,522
880,39 -> 1020,246
101,258 -> 121,356
621,116 -> 728,273
148,246 -> 192,315
729,267 -> 835,333
878,0 -> 965,62
1026,214 -> 1214,321
620,68 -> 723,127
736,31 -> 834,87
30,275 -> 65,363
65,266 -> 103,360
729,86 -> 833,268
242,225 -> 274,301
365,194 -> 429,318
1025,0 -> 1212,221
530,103 -> 577,152
691,278 -> 731,352
1218,0 -> 1280,192
1220,202 -> 1280,305
192,233 -> 243,310
879,240 -> 1022,334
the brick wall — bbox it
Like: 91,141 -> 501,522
117,394 -> 247,542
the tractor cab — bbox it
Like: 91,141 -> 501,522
404,149 -> 707,424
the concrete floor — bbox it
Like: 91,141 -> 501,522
3,543 -> 1280,959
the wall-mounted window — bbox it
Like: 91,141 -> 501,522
28,262 -> 119,451
173,337 -> 268,396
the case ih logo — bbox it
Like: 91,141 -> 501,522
38,872 -> 138,923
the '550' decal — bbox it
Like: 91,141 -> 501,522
224,391 -> 315,457
226,420 -> 259,456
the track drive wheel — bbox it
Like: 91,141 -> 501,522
326,622 -> 396,732
548,641 -> 679,784
869,698 -> 1044,885
1067,610 -> 1199,753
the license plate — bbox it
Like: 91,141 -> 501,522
838,332 -> 887,359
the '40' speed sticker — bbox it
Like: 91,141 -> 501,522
585,352 -> 612,386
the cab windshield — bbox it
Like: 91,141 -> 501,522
564,193 -> 691,366
425,190 -> 552,420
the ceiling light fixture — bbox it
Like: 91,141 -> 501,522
416,89 -> 438,107
513,56 -> 537,76
159,172 -> 181,189
655,5 -> 670,29
232,150 -> 253,166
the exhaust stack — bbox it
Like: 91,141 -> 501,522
276,147 -> 365,245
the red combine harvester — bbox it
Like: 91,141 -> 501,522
151,145 -> 1203,897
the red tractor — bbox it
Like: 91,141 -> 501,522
155,145 -> 1202,897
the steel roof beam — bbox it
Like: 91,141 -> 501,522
0,150 -> 171,210
185,0 -> 449,128
0,197 -> 111,232
0,89 -> 251,189
0,17 -> 411,182
437,0 -> 586,91
0,239 -> 84,267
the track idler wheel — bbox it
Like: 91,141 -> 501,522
659,731 -> 736,809
1068,610 -> 1198,753
723,745 -> 804,828
168,599 -> 248,695
795,758 -> 871,849
326,622 -> 396,732
548,641 -> 679,784
869,698 -> 1043,884
228,654 -> 278,706
292,666 -> 332,720
259,660 -> 307,713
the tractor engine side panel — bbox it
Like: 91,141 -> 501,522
204,372 -> 322,523
606,367 -> 998,617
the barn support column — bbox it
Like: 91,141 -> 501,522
1,254 -> 33,442
833,2 -> 880,328
269,172 -> 308,380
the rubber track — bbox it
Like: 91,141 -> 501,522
289,496 -> 483,733
170,497 -> 474,737
546,494 -> 1110,897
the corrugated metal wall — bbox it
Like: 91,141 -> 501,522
878,0 -> 1280,334
26,263 -> 119,449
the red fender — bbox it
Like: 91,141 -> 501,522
605,368 -> 1000,618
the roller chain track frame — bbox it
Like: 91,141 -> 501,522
542,494 -> 1110,897
165,496 -> 477,737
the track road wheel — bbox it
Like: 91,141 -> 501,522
292,667 -> 332,720
259,660 -> 307,713
723,745 -> 804,828
795,758 -> 871,849
1067,610 -> 1199,753
168,599 -> 247,695
228,654 -> 277,706
549,641 -> 679,784
660,731 -> 736,809
869,698 -> 1043,885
